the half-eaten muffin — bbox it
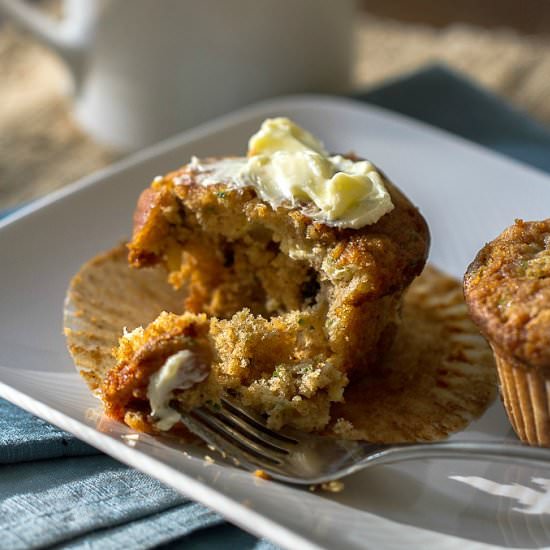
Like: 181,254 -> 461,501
101,118 -> 430,433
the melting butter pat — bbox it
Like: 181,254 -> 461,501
248,117 -> 328,156
245,118 -> 394,228
187,117 -> 394,229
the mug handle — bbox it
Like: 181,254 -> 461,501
0,0 -> 94,90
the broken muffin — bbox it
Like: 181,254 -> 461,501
99,118 -> 430,433
72,118 -> 430,434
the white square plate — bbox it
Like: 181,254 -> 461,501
2,96 -> 550,550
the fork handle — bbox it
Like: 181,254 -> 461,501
362,440 -> 550,469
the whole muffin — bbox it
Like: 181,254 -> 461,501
464,219 -> 550,446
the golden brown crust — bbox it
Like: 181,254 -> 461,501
129,186 -> 181,267
464,219 -> 550,371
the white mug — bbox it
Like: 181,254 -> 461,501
0,0 -> 357,151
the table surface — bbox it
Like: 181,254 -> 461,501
1,13 -> 549,211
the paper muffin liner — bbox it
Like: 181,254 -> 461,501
493,350 -> 550,447
64,244 -> 187,394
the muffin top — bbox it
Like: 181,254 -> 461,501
130,117 -> 430,302
131,161 -> 429,299
464,219 -> 550,370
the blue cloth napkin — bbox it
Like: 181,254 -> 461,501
1,64 -> 549,549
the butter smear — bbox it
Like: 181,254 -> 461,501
186,117 -> 394,229
147,350 -> 208,430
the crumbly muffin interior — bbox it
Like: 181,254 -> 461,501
105,304 -> 346,433
166,194 -> 324,319
117,182 -> 348,431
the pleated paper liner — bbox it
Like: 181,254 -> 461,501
64,245 -> 187,394
494,351 -> 550,447
64,245 -> 497,441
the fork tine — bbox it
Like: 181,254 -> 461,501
212,402 -> 295,453
181,414 -> 274,471
192,408 -> 287,461
180,411 -> 287,473
189,407 -> 293,468
220,398 -> 298,444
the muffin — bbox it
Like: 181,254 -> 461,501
464,218 -> 550,446
105,118 -> 429,433
68,118 -> 429,435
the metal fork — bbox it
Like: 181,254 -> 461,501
177,397 -> 550,485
